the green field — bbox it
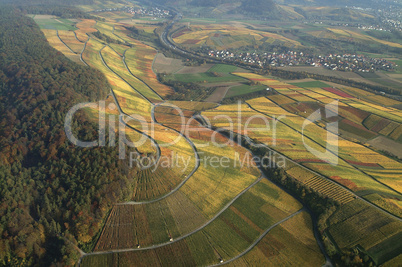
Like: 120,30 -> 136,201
34,17 -> 77,31
390,59 -> 402,74
368,231 -> 402,265
367,77 -> 401,89
357,72 -> 381,79
225,84 -> 267,98
208,64 -> 238,73
290,80 -> 331,88
166,72 -> 245,83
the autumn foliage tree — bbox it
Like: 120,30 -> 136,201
0,7 -> 135,266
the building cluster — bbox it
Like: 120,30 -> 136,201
93,6 -> 171,19
123,6 -> 171,18
208,50 -> 394,72
93,7 -> 119,12
349,5 -> 402,31
358,24 -> 391,32
381,18 -> 401,31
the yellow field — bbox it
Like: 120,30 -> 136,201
57,30 -> 85,53
248,97 -> 402,195
83,38 -> 152,121
182,139 -> 260,217
230,211 -> 325,267
342,86 -> 401,106
348,100 -> 402,123
328,28 -> 402,48
163,101 -> 218,111
41,29 -> 80,63
173,24 -> 301,50
101,45 -> 162,102
203,94 -> 402,216
75,19 -> 97,42
154,106 -> 261,217
108,43 -> 128,56
250,179 -> 302,213
124,42 -> 174,98
95,11 -> 134,22
95,21 -> 126,43
78,0 -> 131,12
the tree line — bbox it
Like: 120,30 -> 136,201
0,7 -> 136,266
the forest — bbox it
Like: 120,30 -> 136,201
0,7 -> 135,266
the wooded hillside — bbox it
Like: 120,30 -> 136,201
0,8 -> 134,266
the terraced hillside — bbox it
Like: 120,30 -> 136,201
38,11 -> 402,267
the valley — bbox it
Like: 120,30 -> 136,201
0,0 -> 401,266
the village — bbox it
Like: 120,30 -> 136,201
122,6 -> 171,18
208,49 -> 395,72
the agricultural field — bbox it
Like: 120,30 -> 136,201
165,72 -> 245,83
286,165 -> 355,204
153,53 -> 185,74
75,19 -> 97,42
82,179 -> 309,266
326,199 -> 402,265
124,43 -> 174,98
57,30 -> 85,54
202,93 -> 402,216
78,0 -> 132,12
82,38 -> 152,121
33,15 -> 77,31
41,29 -> 80,63
162,101 -> 218,112
291,80 -> 332,88
229,211 -> 325,267
326,28 -> 402,49
100,45 -> 162,103
348,100 -> 402,124
172,23 -> 302,50
95,21 -> 126,42
154,106 -> 261,217
235,73 -> 402,143
208,64 -> 239,73
83,43 -> 199,201
80,38 -> 198,201
36,8 -> 402,267
225,84 -> 268,98
129,122 -> 197,201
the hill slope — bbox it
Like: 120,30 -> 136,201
0,7 -> 134,266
